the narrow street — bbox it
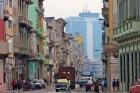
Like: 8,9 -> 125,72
20,84 -> 92,93
18,84 -> 127,93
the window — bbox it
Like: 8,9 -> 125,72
9,0 -> 12,8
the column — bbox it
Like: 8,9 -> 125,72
126,53 -> 130,90
137,51 -> 139,78
119,54 -> 122,90
129,52 -> 132,86
121,54 -> 125,90
124,53 -> 128,90
138,51 -> 140,78
132,52 -> 136,83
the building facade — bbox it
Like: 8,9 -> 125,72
65,12 -> 102,62
28,0 -> 46,80
113,0 -> 140,91
0,0 -> 11,90
46,17 -> 67,82
0,0 -> 45,91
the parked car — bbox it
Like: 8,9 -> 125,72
39,79 -> 46,88
129,79 -> 140,93
33,79 -> 42,89
55,79 -> 68,92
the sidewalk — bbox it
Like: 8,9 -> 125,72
1,90 -> 23,93
102,91 -> 128,93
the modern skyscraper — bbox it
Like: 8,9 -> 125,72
65,12 -> 102,61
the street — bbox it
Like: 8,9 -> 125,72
19,84 -> 127,93
20,84 -> 91,93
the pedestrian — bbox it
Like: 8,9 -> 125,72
86,79 -> 92,91
17,78 -> 22,90
66,77 -> 71,93
101,79 -> 105,92
11,78 -> 16,90
112,79 -> 116,91
104,78 -> 108,92
94,80 -> 99,93
116,79 -> 120,91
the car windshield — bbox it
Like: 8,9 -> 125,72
57,82 -> 67,85
80,77 -> 91,81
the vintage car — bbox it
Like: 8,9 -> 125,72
129,79 -> 140,93
55,79 -> 68,92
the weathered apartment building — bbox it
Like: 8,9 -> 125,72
46,17 -> 84,82
45,17 -> 66,79
0,0 -> 45,91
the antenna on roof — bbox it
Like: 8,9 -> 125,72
85,0 -> 88,13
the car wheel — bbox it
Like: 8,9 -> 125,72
80,85 -> 82,87
86,89 -> 88,92
56,89 -> 59,92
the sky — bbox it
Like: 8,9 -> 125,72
43,0 -> 103,18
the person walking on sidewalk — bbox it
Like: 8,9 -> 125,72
104,78 -> 108,92
11,78 -> 16,90
116,79 -> 120,91
112,79 -> 116,92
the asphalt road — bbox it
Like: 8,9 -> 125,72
19,84 -> 127,93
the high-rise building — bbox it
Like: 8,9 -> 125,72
65,12 -> 102,61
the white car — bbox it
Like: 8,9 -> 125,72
79,76 -> 93,87
33,79 -> 42,89
39,79 -> 46,88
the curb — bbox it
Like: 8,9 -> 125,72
1,90 -> 22,93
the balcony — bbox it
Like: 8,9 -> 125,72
101,53 -> 107,63
36,8 -> 44,17
102,6 -> 109,18
13,35 -> 33,57
19,16 -> 32,29
113,21 -> 140,42
0,41 -> 9,58
36,27 -> 44,37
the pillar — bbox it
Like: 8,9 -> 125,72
124,53 -> 128,90
129,52 -> 132,86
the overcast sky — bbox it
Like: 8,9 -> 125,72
43,0 -> 103,18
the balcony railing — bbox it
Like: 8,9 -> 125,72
19,16 -> 32,29
113,21 -> 140,41
101,53 -> 107,62
102,6 -> 109,17
13,35 -> 33,56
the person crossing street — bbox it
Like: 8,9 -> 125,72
66,78 -> 71,93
